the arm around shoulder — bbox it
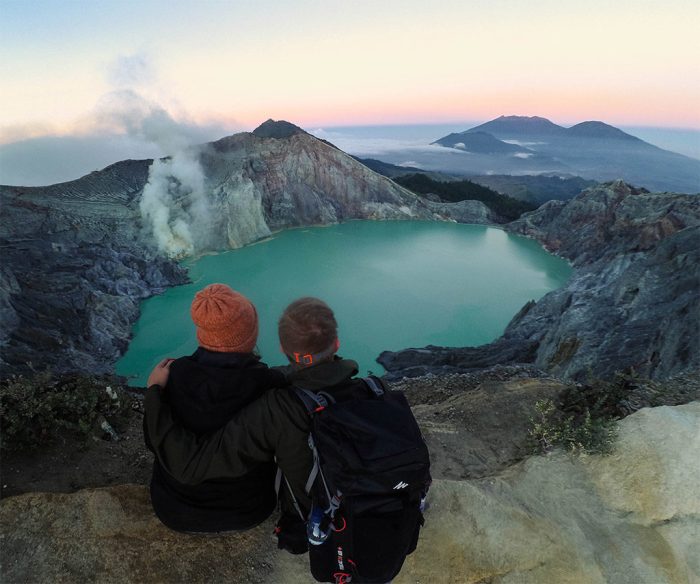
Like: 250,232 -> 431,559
144,385 -> 281,484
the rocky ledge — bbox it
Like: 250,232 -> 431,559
380,181 -> 700,381
2,400 -> 697,583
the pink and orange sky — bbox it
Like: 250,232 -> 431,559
1,0 -> 699,146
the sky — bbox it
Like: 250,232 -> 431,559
1,0 -> 699,183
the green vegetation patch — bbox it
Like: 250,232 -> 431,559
395,173 -> 537,221
0,372 -> 134,451
529,398 -> 617,455
528,372 -> 700,455
471,175 -> 596,205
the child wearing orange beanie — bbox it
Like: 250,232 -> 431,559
145,283 -> 287,533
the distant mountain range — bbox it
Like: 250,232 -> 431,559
462,116 -> 648,144
460,116 -> 647,141
432,116 -> 700,193
354,156 -> 596,205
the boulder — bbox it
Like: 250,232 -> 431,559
399,401 -> 700,584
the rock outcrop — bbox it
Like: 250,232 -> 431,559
198,126 -> 498,250
0,160 -> 188,375
0,121 -> 497,376
401,402 -> 700,584
380,181 -> 700,381
2,401 -> 697,583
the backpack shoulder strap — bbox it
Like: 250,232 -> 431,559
290,387 -> 335,500
293,386 -> 332,413
274,466 -> 306,521
363,375 -> 386,397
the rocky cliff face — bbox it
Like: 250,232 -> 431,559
195,129 -> 497,252
380,181 -> 700,381
0,121 -> 497,376
0,159 -> 188,375
2,401 -> 697,583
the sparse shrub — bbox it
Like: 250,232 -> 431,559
528,370 -> 700,456
528,398 -> 561,453
528,398 -> 617,455
529,371 -> 700,454
0,372 -> 133,451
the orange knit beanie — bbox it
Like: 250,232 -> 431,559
190,284 -> 258,353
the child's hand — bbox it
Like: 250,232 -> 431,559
147,358 -> 174,388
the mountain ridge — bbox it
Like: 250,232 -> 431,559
466,115 -> 646,142
468,115 -> 567,136
431,130 -> 529,154
567,120 -> 644,141
251,118 -> 306,139
429,115 -> 700,193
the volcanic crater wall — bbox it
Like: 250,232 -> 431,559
380,181 -> 700,381
0,127 -> 496,376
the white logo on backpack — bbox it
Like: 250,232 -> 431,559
393,481 -> 409,490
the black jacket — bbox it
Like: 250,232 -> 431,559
144,357 -> 363,517
144,348 -> 286,533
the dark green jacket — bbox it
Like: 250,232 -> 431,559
144,358 -> 362,515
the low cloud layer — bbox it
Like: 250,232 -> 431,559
0,51 -> 238,258
0,51 -> 235,186
0,94 -> 231,186
0,134 -> 162,186
309,128 -> 468,157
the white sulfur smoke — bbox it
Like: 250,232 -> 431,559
139,149 -> 212,258
94,53 -> 220,257
94,87 -> 213,258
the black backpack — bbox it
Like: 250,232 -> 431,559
287,376 -> 431,584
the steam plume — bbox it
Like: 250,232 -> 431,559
96,53 -> 215,258
139,149 -> 212,258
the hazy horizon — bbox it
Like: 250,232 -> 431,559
3,0 -> 698,185
1,118 -> 698,187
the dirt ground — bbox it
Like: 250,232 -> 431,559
1,366 -> 565,499
395,367 -> 567,479
5,367 -> 697,501
1,396 -> 153,499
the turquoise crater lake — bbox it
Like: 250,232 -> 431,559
117,221 -> 571,386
